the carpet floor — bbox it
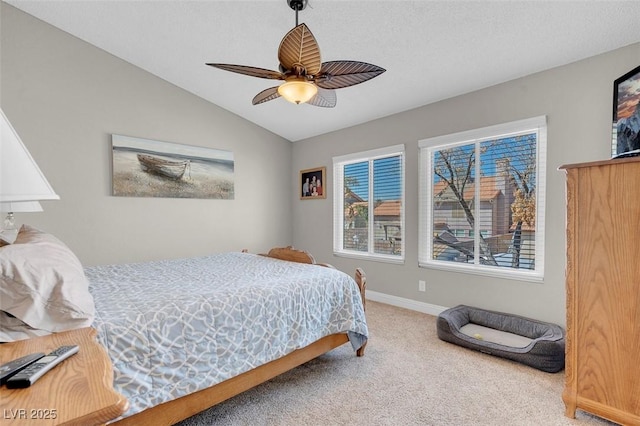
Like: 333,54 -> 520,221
176,301 -> 614,425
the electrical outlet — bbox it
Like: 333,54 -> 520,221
418,280 -> 426,292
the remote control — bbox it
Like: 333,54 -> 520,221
6,345 -> 79,389
0,352 -> 45,385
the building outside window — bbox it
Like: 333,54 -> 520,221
418,117 -> 546,281
333,145 -> 405,263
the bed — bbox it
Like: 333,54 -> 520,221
0,225 -> 368,425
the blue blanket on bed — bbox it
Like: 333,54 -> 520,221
86,252 -> 368,419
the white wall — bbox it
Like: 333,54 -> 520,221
292,41 -> 640,326
1,4 -> 293,265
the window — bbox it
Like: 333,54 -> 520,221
333,145 -> 404,263
419,117 -> 546,280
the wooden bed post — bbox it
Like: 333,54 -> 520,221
355,268 -> 366,310
355,267 -> 367,357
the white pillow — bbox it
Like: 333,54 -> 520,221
0,225 -> 95,337
0,310 -> 51,342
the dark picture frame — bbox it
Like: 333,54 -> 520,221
300,166 -> 326,199
612,65 -> 640,158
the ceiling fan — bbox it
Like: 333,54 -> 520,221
206,0 -> 385,108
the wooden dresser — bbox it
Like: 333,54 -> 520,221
560,157 -> 640,425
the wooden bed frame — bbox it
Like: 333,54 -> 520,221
113,246 -> 366,425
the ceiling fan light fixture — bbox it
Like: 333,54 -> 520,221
206,0 -> 384,109
277,80 -> 317,104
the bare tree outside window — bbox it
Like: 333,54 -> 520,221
428,131 -> 539,271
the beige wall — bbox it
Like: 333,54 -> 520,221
1,4 -> 293,265
292,41 -> 640,326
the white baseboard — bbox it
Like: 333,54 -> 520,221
366,290 -> 448,317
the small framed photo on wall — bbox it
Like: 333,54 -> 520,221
300,166 -> 326,199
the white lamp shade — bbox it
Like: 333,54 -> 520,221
1,108 -> 60,203
0,201 -> 43,213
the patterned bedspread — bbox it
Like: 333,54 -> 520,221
85,252 -> 368,419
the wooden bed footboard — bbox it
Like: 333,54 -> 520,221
113,247 -> 367,425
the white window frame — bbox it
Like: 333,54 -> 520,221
418,116 -> 547,281
333,144 -> 405,264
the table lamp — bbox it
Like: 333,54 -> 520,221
0,108 -> 59,236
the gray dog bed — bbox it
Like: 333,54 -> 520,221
437,305 -> 565,373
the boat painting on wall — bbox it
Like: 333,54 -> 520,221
112,134 -> 234,199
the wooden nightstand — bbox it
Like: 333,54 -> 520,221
0,327 -> 128,425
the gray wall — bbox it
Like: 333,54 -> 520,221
4,3 -> 639,326
292,42 -> 640,326
1,4 -> 293,265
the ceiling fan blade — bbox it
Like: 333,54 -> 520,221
307,88 -> 336,108
278,23 -> 321,76
252,87 -> 281,105
206,63 -> 284,80
315,61 -> 386,90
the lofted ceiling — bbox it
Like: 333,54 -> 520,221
5,0 -> 640,142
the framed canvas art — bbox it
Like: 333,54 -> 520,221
300,166 -> 326,199
112,134 -> 234,199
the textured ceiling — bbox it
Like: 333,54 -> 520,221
6,0 -> 640,142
